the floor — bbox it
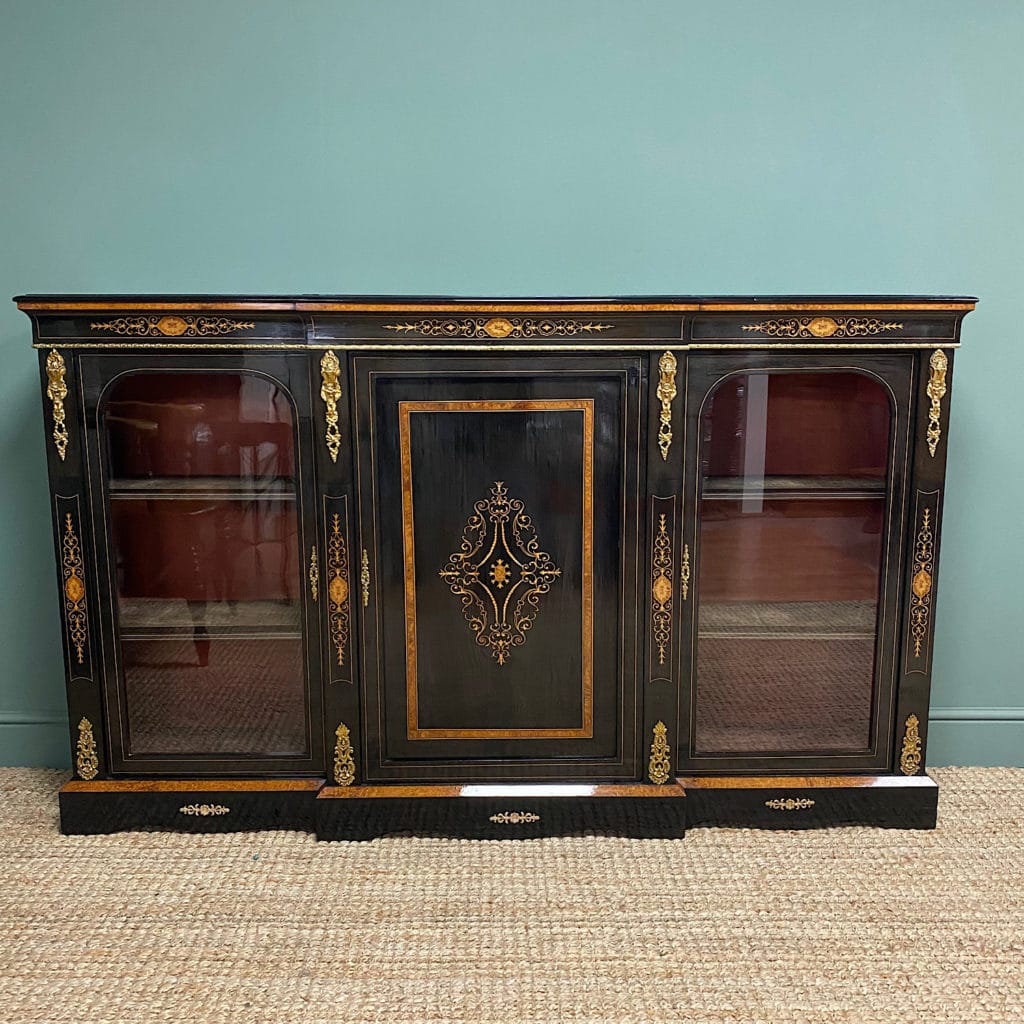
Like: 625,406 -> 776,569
1,767 -> 1021,1023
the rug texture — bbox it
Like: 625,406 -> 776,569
0,767 -> 1021,1024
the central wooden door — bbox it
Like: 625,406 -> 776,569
352,355 -> 644,781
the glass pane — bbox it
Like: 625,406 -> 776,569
102,372 -> 308,758
693,372 -> 890,755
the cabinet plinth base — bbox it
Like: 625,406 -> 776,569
680,774 -> 939,830
315,783 -> 688,840
58,779 -> 322,835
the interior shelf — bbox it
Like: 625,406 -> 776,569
702,475 -> 886,500
108,476 -> 297,501
697,599 -> 877,640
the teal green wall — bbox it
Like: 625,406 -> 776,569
1,1 -> 1021,766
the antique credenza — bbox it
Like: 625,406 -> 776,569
15,294 -> 975,838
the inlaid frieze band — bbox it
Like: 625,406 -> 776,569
741,316 -> 903,339
90,315 -> 255,337
384,317 -> 614,339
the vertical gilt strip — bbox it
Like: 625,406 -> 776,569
361,549 -> 370,607
61,511 -> 88,665
651,512 -> 674,667
656,351 -> 677,461
309,546 -> 319,602
326,511 -> 351,669
45,350 -> 69,461
926,349 -> 948,458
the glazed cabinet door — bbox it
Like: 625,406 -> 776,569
80,354 -> 324,775
352,355 -> 644,780
679,353 -> 914,773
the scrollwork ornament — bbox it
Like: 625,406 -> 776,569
319,350 -> 342,463
90,315 -> 254,337
926,349 -> 948,457
651,514 -> 673,666
900,714 -> 923,776
327,513 -> 351,668
383,317 -> 614,339
61,512 -> 88,664
741,316 -> 903,339
656,351 -> 677,461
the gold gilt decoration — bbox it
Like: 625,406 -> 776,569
90,315 -> 255,337
333,722 -> 356,786
309,546 -> 320,602
361,549 -> 370,607
909,507 -> 935,658
319,349 -> 342,463
439,481 -> 562,666
648,720 -> 671,785
45,350 -> 69,461
926,349 -> 948,457
489,811 -> 541,824
383,317 -> 614,339
327,513 -> 351,667
75,717 -> 99,781
741,316 -> 903,339
179,804 -> 230,817
680,543 -> 690,601
656,351 -> 677,461
765,798 -> 816,811
61,513 -> 88,665
900,714 -> 923,776
652,514 -> 673,666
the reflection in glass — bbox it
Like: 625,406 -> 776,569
694,372 -> 891,755
102,372 -> 308,758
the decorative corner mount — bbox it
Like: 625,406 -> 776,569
648,720 -> 671,785
75,717 -> 99,781
926,349 -> 948,458
45,350 -> 69,461
656,351 -> 677,461
320,350 -> 342,463
900,714 -> 923,776
333,722 -> 356,786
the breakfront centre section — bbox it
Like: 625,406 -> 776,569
17,295 -> 974,838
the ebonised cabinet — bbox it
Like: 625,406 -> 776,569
16,295 -> 975,838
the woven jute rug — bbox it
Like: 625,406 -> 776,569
1,767 -> 1021,1023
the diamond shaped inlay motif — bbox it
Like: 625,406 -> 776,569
439,481 -> 561,665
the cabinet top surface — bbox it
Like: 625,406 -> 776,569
14,294 -> 977,312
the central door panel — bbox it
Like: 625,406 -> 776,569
353,356 -> 644,780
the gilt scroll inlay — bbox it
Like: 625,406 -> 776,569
741,317 -> 903,339
383,318 -> 614,339
90,316 -> 255,337
75,717 -> 99,781
439,481 -> 561,666
61,512 -> 88,665
648,721 -> 671,785
489,811 -> 541,824
909,507 -> 935,659
45,350 -> 69,461
681,543 -> 690,601
333,723 -> 356,786
179,804 -> 230,817
900,714 -> 923,776
656,351 -> 677,461
327,513 -> 351,668
926,349 -> 948,458
652,513 -> 673,667
319,349 -> 342,463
